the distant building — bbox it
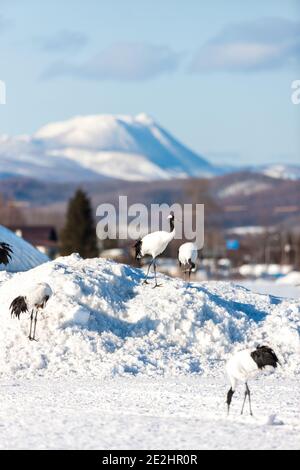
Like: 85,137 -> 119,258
8,225 -> 59,259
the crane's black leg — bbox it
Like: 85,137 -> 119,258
28,310 -> 34,340
30,310 -> 39,342
241,383 -> 252,415
182,266 -> 191,281
246,383 -> 253,416
143,260 -> 153,285
241,389 -> 247,415
188,260 -> 195,282
152,261 -> 162,288
188,260 -> 192,281
227,388 -> 234,415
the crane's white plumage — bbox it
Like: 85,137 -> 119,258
140,230 -> 174,259
226,346 -> 280,416
178,242 -> 198,280
135,214 -> 175,287
25,283 -> 53,309
10,282 -> 53,341
226,349 -> 259,391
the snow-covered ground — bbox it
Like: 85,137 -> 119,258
239,279 -> 300,300
1,376 -> 299,450
238,263 -> 293,279
277,271 -> 300,286
0,255 -> 299,449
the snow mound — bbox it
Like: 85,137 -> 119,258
277,271 -> 300,285
0,255 -> 299,378
0,225 -> 48,273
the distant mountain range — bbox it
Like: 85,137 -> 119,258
0,113 -> 299,184
256,164 -> 300,181
1,171 -> 299,235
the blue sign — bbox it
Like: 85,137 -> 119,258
226,239 -> 240,250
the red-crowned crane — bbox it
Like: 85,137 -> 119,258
0,242 -> 13,266
10,282 -> 53,341
178,242 -> 198,281
226,345 -> 280,416
134,213 -> 175,288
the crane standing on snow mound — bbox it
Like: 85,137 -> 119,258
10,283 -> 53,341
0,242 -> 13,266
226,345 -> 280,416
178,242 -> 198,281
134,213 -> 176,288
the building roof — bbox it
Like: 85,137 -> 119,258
8,225 -> 58,248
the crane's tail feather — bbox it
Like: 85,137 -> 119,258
188,258 -> 196,270
251,345 -> 280,369
10,296 -> 28,319
0,242 -> 13,266
134,239 -> 142,260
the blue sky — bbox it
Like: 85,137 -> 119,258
0,0 -> 299,166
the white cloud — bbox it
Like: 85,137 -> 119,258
38,30 -> 88,53
190,17 -> 300,73
43,42 -> 182,81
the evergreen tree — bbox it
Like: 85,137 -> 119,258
60,189 -> 98,258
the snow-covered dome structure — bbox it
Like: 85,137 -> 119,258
0,225 -> 48,273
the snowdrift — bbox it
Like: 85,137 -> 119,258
277,271 -> 300,285
0,225 -> 48,273
0,255 -> 299,378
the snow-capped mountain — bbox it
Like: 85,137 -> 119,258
256,164 -> 300,181
0,225 -> 48,273
0,113 -> 219,182
0,134 -> 100,183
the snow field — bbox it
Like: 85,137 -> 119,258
0,376 -> 299,450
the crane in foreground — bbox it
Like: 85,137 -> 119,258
10,283 -> 53,341
226,345 -> 280,416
